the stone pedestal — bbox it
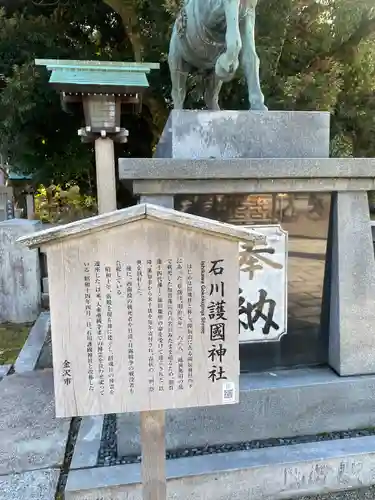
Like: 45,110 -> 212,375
118,110 -> 375,459
155,110 -> 330,159
118,111 -> 332,457
0,219 -> 42,323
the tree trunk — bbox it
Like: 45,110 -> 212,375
102,0 -> 168,144
103,0 -> 143,61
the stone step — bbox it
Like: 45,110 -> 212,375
65,434 -> 375,499
0,370 -> 70,499
295,487 -> 375,499
116,367 -> 375,457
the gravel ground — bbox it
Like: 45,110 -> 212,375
98,414 -> 117,466
293,486 -> 375,499
97,414 -> 375,467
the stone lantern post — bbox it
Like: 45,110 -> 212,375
35,59 -> 160,214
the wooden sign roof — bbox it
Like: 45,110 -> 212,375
18,203 -> 266,249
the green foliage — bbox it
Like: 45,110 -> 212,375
0,324 -> 30,365
34,183 -> 97,223
0,0 -> 375,195
0,1 -> 127,189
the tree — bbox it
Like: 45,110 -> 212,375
0,0 -> 171,197
253,0 -> 375,157
0,4 -> 107,189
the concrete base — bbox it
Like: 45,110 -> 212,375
65,435 -> 375,499
117,367 -> 375,457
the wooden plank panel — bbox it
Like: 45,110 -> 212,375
49,219 -> 240,417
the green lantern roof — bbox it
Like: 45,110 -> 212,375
35,59 -> 160,94
6,166 -> 32,181
9,172 -> 32,181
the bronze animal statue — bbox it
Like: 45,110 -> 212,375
168,0 -> 267,110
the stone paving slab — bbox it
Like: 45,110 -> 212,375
0,468 -> 60,500
0,364 -> 11,378
70,416 -> 103,470
0,369 -> 70,475
14,311 -> 50,373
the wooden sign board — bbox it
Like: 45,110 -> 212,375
19,205 -> 265,418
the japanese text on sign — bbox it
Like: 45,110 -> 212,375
207,259 -> 228,383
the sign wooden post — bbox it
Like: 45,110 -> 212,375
95,137 -> 117,214
141,410 -> 166,499
141,195 -> 167,500
18,204 -> 266,499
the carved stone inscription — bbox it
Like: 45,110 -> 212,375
239,225 -> 288,343
67,456 -> 375,500
283,457 -> 371,493
48,219 -> 240,417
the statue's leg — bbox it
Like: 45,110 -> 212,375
168,31 -> 190,109
170,68 -> 189,109
215,0 -> 242,82
240,10 -> 267,110
204,72 -> 223,110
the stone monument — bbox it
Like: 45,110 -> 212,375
0,219 -> 42,323
168,0 -> 267,110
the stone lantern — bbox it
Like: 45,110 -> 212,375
35,59 -> 160,214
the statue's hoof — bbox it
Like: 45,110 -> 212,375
215,56 -> 238,82
251,103 -> 268,111
215,66 -> 235,82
